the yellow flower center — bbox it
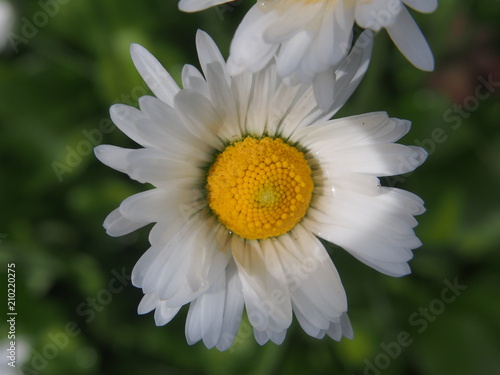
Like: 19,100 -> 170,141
206,137 -> 314,240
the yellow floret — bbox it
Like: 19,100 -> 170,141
206,136 -> 313,240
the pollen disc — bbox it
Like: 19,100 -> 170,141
206,136 -> 314,240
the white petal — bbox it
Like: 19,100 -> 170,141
276,87 -> 319,139
126,147 -> 202,187
304,222 -> 416,277
294,112 -> 407,150
141,213 -> 206,296
313,69 -> 335,112
253,329 -> 270,345
331,0 -> 355,60
143,213 -> 230,309
268,330 -> 287,345
317,142 -> 426,177
196,30 -> 230,87
402,0 -> 437,13
185,272 -> 225,348
174,89 -> 225,151
310,188 -> 422,245
315,171 -> 381,197
253,329 -> 287,346
204,63 -> 240,142
281,225 -> 347,317
244,63 -> 278,136
266,81 -> 306,138
216,261 -> 245,351
263,2 -> 323,43
379,187 -> 425,216
326,30 -> 373,117
294,307 -> 327,339
340,313 -> 354,340
231,237 -> 293,333
109,104 -> 154,148
110,102 -> 194,153
132,245 -> 165,288
103,208 -> 148,237
175,219 -> 231,303
138,96 -> 213,161
276,30 -> 315,78
279,31 -> 374,138
348,252 -> 412,277
179,0 -> 231,12
231,70 -> 253,133
132,215 -> 191,288
137,293 -> 158,315
185,299 -> 202,344
355,0 -> 403,31
227,6 -> 280,75
94,145 -> 134,174
130,44 -> 180,106
385,6 -> 434,71
182,64 -> 209,98
148,210 -> 193,248
119,188 -> 169,223
303,183 -> 425,277
326,312 -> 353,341
154,301 -> 181,326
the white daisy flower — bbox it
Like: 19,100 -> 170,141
179,0 -> 436,79
95,30 -> 426,350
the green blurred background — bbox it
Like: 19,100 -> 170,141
1,0 -> 499,374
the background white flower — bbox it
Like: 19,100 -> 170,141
95,30 -> 426,351
179,0 -> 436,80
179,0 -> 233,12
228,0 -> 436,81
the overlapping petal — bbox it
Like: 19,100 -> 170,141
225,0 -> 435,89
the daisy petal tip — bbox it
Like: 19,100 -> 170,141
153,315 -> 164,327
104,227 -> 119,238
93,144 -> 106,159
313,70 -> 335,112
410,145 -> 428,166
93,145 -> 113,168
104,221 -> 129,238
226,58 -> 245,76
195,28 -> 210,42
178,0 -> 199,13
403,0 -> 438,14
400,118 -> 412,128
215,336 -> 235,352
423,58 -> 435,73
129,43 -> 142,55
129,43 -> 150,64
109,103 -> 126,118
394,263 -> 412,277
412,52 -> 434,72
